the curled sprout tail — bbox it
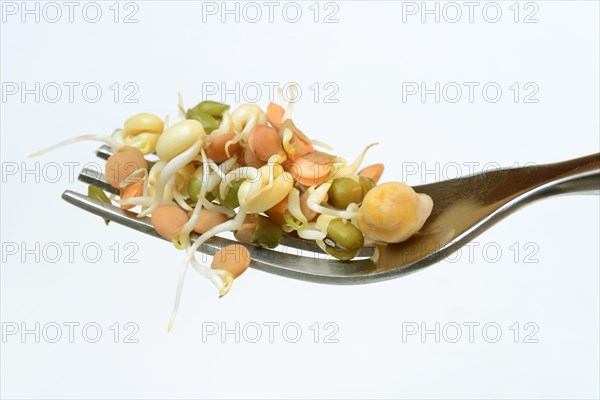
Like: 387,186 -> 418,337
281,127 -> 295,154
280,85 -> 298,122
211,111 -> 232,137
172,237 -> 188,250
224,130 -> 249,153
283,213 -> 306,231
310,139 -> 333,151
214,269 -> 234,297
333,143 -> 379,178
168,210 -> 247,331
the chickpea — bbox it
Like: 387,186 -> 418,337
356,182 -> 433,243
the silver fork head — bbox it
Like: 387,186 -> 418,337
67,149 -> 599,284
62,190 -> 379,283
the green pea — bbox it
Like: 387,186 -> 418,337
186,110 -> 220,134
220,179 -> 244,209
359,176 -> 376,198
328,177 -> 363,209
324,218 -> 364,261
188,101 -> 230,118
187,177 -> 215,202
251,215 -> 283,249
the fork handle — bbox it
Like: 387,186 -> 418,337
540,153 -> 600,196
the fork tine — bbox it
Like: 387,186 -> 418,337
79,158 -> 375,257
62,189 -> 226,254
78,168 -> 119,195
96,145 -> 159,164
95,145 -> 113,160
61,190 -> 377,283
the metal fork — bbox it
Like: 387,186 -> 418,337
62,149 -> 600,284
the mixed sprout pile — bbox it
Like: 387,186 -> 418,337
32,90 -> 434,329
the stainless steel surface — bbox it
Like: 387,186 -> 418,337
95,145 -> 113,160
64,152 -> 600,284
79,168 -> 119,195
62,190 -> 378,281
96,144 -> 158,164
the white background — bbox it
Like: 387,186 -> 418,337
1,1 -> 599,399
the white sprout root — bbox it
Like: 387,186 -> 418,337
298,225 -> 326,241
266,154 -> 287,184
117,197 -> 177,208
118,168 -> 147,189
205,156 -> 237,192
212,111 -> 232,138
224,128 -> 251,153
310,139 -> 334,151
281,85 -> 298,122
192,150 -> 237,217
167,210 -> 247,331
332,142 -> 379,178
177,92 -> 186,120
220,167 -> 259,199
29,134 -> 122,157
176,149 -> 213,242
171,178 -> 193,212
138,139 -> 203,217
287,188 -> 308,226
